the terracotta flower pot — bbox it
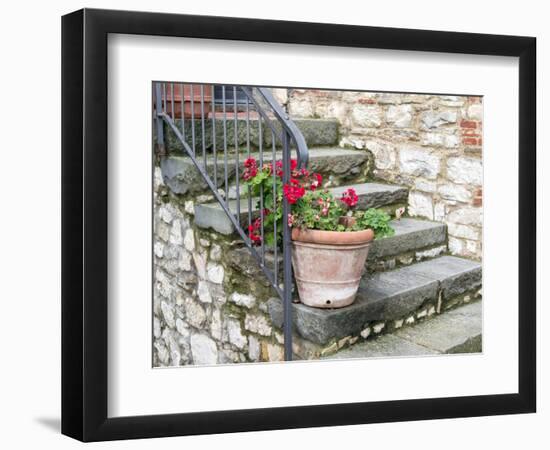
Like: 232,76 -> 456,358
291,227 -> 374,309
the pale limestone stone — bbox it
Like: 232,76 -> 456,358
405,316 -> 415,325
447,157 -> 482,185
158,204 -> 174,224
448,236 -> 465,255
415,245 -> 446,260
207,262 -> 224,284
229,292 -> 256,309
226,319 -> 247,350
199,238 -> 210,248
154,241 -> 164,258
326,101 -> 348,123
288,98 -> 314,117
248,335 -> 261,361
351,104 -> 382,128
209,244 -> 222,262
467,103 -> 483,120
414,179 -> 437,193
365,140 -> 396,170
153,317 -> 161,338
338,336 -> 351,348
244,313 -> 272,336
340,136 -> 365,149
192,251 -> 207,280
386,104 -> 413,128
275,332 -> 284,345
399,146 -> 440,179
447,207 -> 482,227
428,306 -> 436,316
439,183 -> 472,203
271,88 -> 288,105
154,340 -> 170,365
160,300 -> 176,328
321,342 -> 339,357
156,222 -> 170,242
184,200 -> 194,215
434,202 -> 446,221
184,297 -> 206,328
183,229 -> 195,252
417,309 -> 428,319
360,327 -> 371,339
394,319 -> 404,329
210,308 -> 223,340
439,96 -> 465,107
168,220 -> 183,245
420,132 -> 459,148
448,223 -> 480,240
408,191 -> 434,220
420,110 -> 457,129
178,250 -> 192,271
373,323 -> 385,334
190,334 -> 218,365
267,343 -> 284,362
466,239 -> 478,254
175,318 -> 188,336
197,281 -> 212,303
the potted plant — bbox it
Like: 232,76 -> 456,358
242,158 -> 394,309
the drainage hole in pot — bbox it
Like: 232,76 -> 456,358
326,300 -> 331,305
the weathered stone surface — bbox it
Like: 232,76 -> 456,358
405,256 -> 481,300
439,183 -> 472,203
447,157 -> 482,185
351,104 -> 382,127
364,140 -> 396,170
367,218 -> 446,261
195,182 -> 407,234
244,313 -> 272,336
229,292 -> 256,309
164,117 -> 339,153
190,333 -> 218,365
386,104 -> 413,128
394,301 -> 482,353
268,256 -> 480,345
420,110 -> 457,129
206,262 -> 224,284
226,319 -> 247,349
324,334 -> 438,359
408,191 -> 434,219
399,146 -> 440,179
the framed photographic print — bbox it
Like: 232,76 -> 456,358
61,8 -> 536,442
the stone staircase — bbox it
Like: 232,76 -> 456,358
159,116 -> 482,361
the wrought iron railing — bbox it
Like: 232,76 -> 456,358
153,82 -> 309,361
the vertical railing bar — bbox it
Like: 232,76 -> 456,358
259,114 -> 264,265
180,83 -> 185,142
272,130 -> 278,284
222,86 -> 229,200
154,82 -> 165,154
170,83 -> 175,121
234,87 -> 240,222
246,95 -> 252,230
190,85 -> 196,156
200,85 -> 206,168
282,130 -> 293,361
211,85 -> 217,186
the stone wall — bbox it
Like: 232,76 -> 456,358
277,89 -> 483,260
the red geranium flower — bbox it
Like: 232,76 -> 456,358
341,188 -> 359,208
283,184 -> 306,204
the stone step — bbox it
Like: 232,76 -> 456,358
160,147 -> 369,195
194,182 -> 408,235
163,117 -> 340,153
367,218 -> 447,269
268,255 -> 482,345
324,301 -> 482,359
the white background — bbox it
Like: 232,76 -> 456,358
109,35 -> 518,417
0,0 -> 547,449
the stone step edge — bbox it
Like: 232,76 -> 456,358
320,300 -> 482,359
267,256 -> 482,346
193,182 -> 409,234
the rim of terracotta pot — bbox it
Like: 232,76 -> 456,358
291,227 -> 374,245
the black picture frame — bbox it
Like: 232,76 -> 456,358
61,8 -> 536,442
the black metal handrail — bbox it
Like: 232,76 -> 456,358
153,82 -> 310,361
